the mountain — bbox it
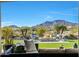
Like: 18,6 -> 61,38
8,25 -> 19,28
32,20 -> 78,29
4,20 -> 78,30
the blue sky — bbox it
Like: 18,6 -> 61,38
1,1 -> 79,27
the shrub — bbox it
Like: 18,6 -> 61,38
34,37 -> 39,40
69,34 -> 77,39
59,45 -> 64,49
14,45 -> 26,53
64,34 -> 77,39
73,43 -> 78,48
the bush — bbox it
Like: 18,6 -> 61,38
69,34 -> 77,39
14,45 -> 26,53
64,34 -> 77,39
73,43 -> 78,48
34,37 -> 39,40
59,46 -> 64,49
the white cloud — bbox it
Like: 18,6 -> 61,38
44,16 -> 53,20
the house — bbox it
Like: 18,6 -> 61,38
43,31 -> 53,38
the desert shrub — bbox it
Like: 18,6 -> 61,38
69,34 -> 77,39
73,43 -> 78,48
34,37 -> 39,40
14,45 -> 26,53
64,34 -> 77,39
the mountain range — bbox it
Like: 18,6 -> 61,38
7,20 -> 78,29
33,20 -> 78,28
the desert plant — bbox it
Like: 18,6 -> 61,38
2,27 -> 14,45
54,25 -> 67,41
73,43 -> 78,48
59,45 -> 64,49
54,25 -> 61,34
36,27 -> 46,37
69,34 -> 77,39
14,45 -> 26,53
60,25 -> 67,34
54,25 -> 67,34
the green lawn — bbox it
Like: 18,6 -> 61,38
39,42 -> 75,49
39,40 -> 79,49
0,39 -> 79,50
1,40 -> 24,45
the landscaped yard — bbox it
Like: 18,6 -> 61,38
1,40 -> 24,45
0,39 -> 79,51
39,40 -> 79,49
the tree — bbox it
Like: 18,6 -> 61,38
20,26 -> 31,39
60,25 -> 67,34
54,25 -> 67,41
54,25 -> 61,34
13,27 -> 21,37
2,27 -> 14,45
36,27 -> 46,37
54,25 -> 67,34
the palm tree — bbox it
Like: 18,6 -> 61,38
20,26 -> 31,38
54,25 -> 67,41
2,27 -> 14,53
60,25 -> 67,35
2,27 -> 14,45
54,25 -> 61,34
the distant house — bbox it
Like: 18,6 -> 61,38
43,31 -> 53,38
67,26 -> 72,29
73,32 -> 79,38
63,31 -> 71,36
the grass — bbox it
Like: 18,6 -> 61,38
0,39 -> 79,50
39,42 -> 75,49
1,40 -> 24,45
13,40 -> 24,44
39,40 -> 79,49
